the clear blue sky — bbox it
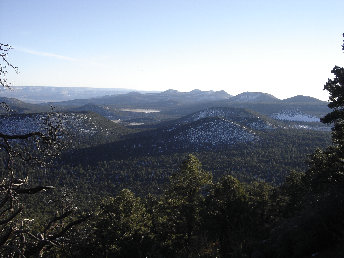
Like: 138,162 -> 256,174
1,0 -> 344,100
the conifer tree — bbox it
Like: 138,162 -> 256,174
306,34 -> 344,192
157,154 -> 212,255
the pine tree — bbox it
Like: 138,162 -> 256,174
157,154 -> 212,256
306,34 -> 344,192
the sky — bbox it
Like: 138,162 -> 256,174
1,0 -> 344,100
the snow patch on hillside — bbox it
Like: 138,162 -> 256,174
235,93 -> 260,101
291,124 -> 331,131
272,111 -> 320,122
173,118 -> 257,146
187,108 -> 275,130
0,113 -> 112,137
191,108 -> 232,121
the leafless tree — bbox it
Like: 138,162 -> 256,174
0,43 -> 90,257
0,43 -> 18,89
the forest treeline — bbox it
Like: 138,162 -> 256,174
19,144 -> 344,257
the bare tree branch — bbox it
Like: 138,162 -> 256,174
0,43 -> 18,89
0,208 -> 22,225
0,132 -> 45,141
48,213 -> 92,241
14,186 -> 55,194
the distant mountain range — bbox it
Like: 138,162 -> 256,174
0,87 -> 330,129
228,92 -> 279,103
282,95 -> 325,104
0,86 -> 155,103
0,86 -> 326,105
50,89 -> 232,109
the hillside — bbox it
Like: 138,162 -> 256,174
282,95 -> 327,104
51,89 -> 232,109
1,88 -> 329,129
0,90 -> 332,187
176,107 -> 277,130
58,105 -> 331,189
0,97 -> 48,113
0,111 -> 134,148
229,92 -> 279,103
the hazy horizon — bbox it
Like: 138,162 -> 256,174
2,0 -> 344,101
1,85 -> 329,102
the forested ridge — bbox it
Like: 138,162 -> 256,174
1,36 -> 344,257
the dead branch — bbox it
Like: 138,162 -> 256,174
14,186 -> 55,194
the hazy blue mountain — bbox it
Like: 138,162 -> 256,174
282,95 -> 327,104
50,89 -> 232,109
0,86 -> 141,103
228,92 -> 280,103
0,88 -> 330,132
0,97 -> 49,113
